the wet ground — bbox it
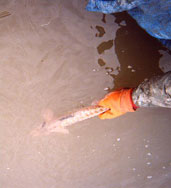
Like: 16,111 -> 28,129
0,1 -> 171,188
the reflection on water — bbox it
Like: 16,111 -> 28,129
95,12 -> 169,91
112,12 -> 167,89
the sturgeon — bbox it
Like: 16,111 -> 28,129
31,105 -> 108,136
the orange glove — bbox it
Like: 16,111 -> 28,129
98,89 -> 137,119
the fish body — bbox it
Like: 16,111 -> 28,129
31,105 -> 108,136
54,105 -> 108,128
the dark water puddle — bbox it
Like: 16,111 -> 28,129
95,26 -> 105,37
105,67 -> 114,72
98,58 -> 106,66
112,12 -> 169,90
97,40 -> 113,54
98,12 -> 170,91
101,14 -> 106,23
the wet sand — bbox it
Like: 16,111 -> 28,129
0,1 -> 171,188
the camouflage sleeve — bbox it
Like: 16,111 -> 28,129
132,71 -> 171,108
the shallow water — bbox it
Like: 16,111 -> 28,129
0,1 -> 171,188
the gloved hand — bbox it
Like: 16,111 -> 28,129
98,89 -> 137,119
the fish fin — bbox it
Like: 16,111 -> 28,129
30,126 -> 48,137
30,126 -> 69,136
42,108 -> 54,123
49,126 -> 69,134
91,100 -> 99,106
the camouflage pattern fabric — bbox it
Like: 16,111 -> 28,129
132,72 -> 171,108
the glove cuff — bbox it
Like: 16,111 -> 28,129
120,88 -> 137,112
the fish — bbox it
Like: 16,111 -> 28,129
31,105 -> 109,136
